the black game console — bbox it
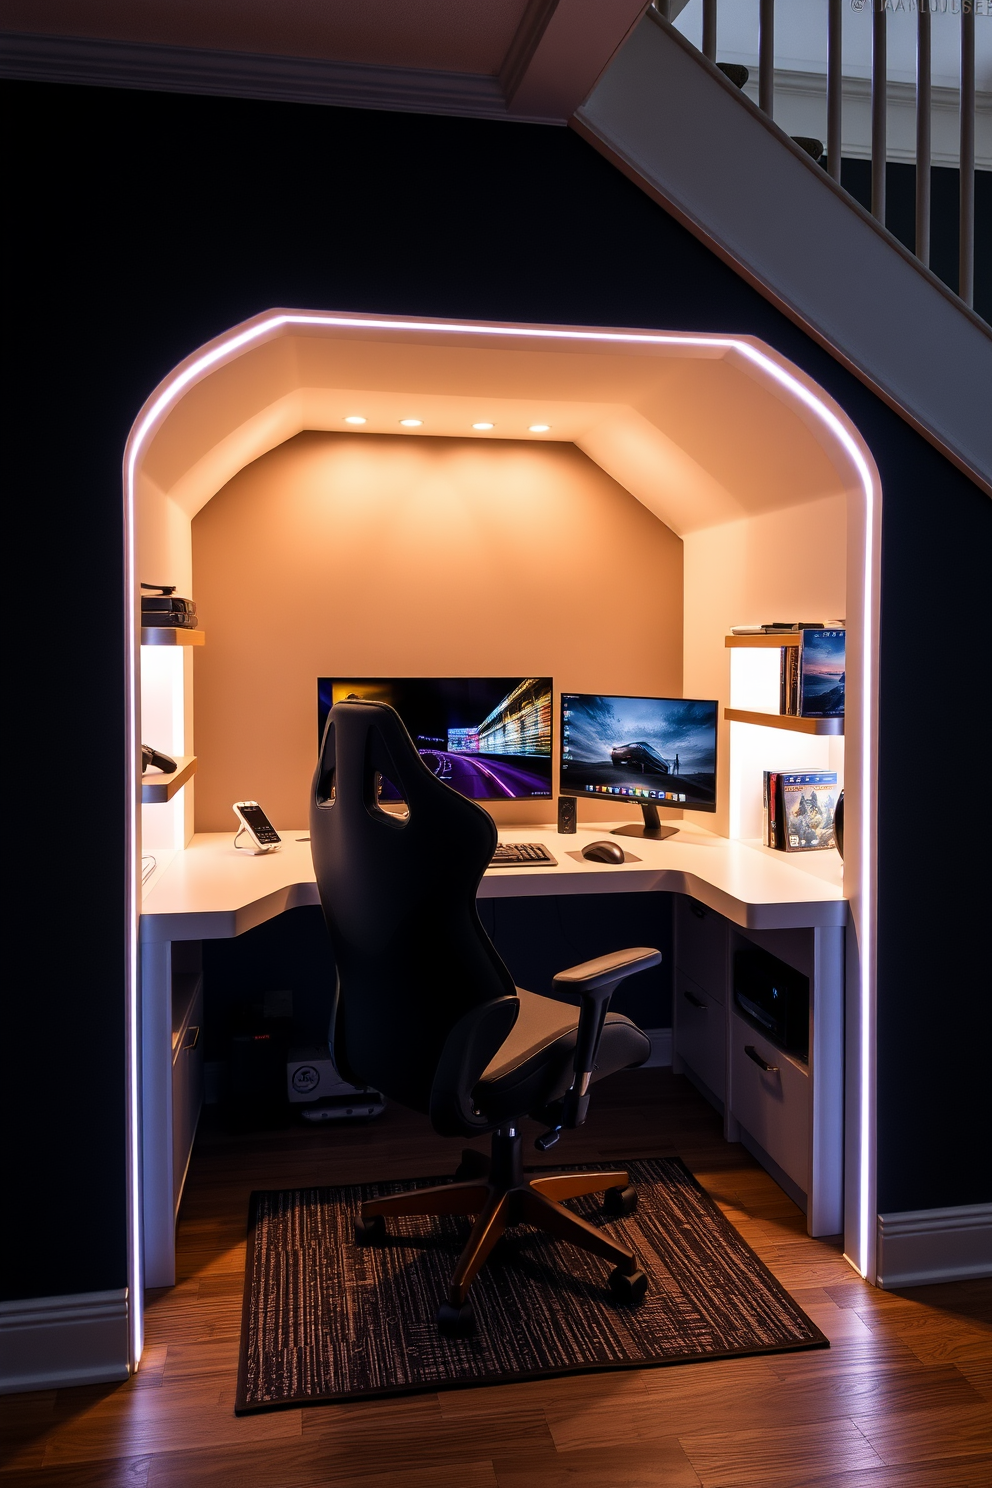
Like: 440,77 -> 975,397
141,583 -> 198,629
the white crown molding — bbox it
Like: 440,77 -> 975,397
0,3 -> 649,123
739,66 -> 992,169
0,31 -> 547,122
876,1203 -> 992,1288
0,1288 -> 130,1395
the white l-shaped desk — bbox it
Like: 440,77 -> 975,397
141,821 -> 846,941
139,823 -> 846,1284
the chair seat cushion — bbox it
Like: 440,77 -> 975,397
473,987 -> 651,1125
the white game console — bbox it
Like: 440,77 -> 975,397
286,1047 -> 385,1121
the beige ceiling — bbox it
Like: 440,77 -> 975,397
135,317 -> 862,550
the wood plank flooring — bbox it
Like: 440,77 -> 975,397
2,1070 -> 990,1486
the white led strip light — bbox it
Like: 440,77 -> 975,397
123,311 -> 880,1365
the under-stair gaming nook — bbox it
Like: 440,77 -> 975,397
128,309 -> 880,1365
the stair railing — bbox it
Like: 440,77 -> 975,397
652,0 -> 978,309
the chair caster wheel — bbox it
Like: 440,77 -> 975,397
609,1266 -> 647,1306
437,1299 -> 475,1337
454,1149 -> 490,1182
355,1213 -> 386,1246
603,1184 -> 638,1218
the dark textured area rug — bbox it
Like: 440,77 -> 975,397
236,1157 -> 827,1412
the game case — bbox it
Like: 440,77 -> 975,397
799,629 -> 845,717
779,645 -> 800,715
762,770 -> 783,848
781,771 -> 839,852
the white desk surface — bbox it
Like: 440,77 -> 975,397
140,822 -> 846,943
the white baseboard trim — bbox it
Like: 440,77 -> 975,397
641,1027 -> 673,1069
876,1204 -> 992,1289
0,1289 -> 130,1394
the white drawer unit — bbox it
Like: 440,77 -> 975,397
674,895 -> 729,1001
670,900 -> 843,1238
674,969 -> 726,1107
729,1010 -> 809,1194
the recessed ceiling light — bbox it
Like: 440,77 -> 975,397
344,415 -> 367,425
472,422 -> 494,431
399,418 -> 423,428
529,424 -> 551,433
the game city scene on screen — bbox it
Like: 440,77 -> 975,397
318,677 -> 553,801
560,693 -> 718,812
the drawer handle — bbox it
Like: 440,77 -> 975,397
683,989 -> 707,1010
689,903 -> 706,919
182,1025 -> 200,1052
744,1044 -> 778,1073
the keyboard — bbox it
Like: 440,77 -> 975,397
489,842 -> 557,868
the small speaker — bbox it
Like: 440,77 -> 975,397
557,795 -> 577,834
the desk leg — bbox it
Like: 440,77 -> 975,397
141,941 -> 175,1288
809,925 -> 844,1237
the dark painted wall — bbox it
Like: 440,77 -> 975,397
3,82 -> 989,1302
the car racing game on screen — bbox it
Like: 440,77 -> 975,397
318,677 -> 553,801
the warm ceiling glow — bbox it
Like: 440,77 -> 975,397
472,422 -> 495,430
399,418 -> 423,427
344,415 -> 366,425
529,424 -> 551,433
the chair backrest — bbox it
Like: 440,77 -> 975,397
310,699 -> 517,1117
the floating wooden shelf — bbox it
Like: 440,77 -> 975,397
725,633 -> 801,648
141,627 -> 205,647
725,708 -> 844,736
142,755 -> 197,803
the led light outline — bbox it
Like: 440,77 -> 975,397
124,311 -> 879,1366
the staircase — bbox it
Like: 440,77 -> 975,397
573,9 -> 992,494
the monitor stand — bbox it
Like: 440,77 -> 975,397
612,801 -> 679,842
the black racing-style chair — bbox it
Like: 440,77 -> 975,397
310,699 -> 659,1335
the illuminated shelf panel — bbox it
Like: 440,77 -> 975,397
725,708 -> 844,736
140,627 -> 205,646
725,633 -> 801,648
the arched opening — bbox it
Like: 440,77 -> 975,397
124,309 -> 881,1367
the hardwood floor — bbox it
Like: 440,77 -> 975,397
2,1070 -> 990,1486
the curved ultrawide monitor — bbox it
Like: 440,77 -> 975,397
560,693 -> 718,811
318,677 -> 553,801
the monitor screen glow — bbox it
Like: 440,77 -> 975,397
560,692 -> 718,811
318,677 -> 553,802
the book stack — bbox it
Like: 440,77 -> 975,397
763,770 -> 839,852
780,628 -> 845,719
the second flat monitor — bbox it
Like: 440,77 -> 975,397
560,692 -> 717,838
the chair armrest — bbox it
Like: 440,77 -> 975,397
553,947 -> 662,994
554,947 -> 661,1127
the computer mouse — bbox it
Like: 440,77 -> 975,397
581,840 -> 626,865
